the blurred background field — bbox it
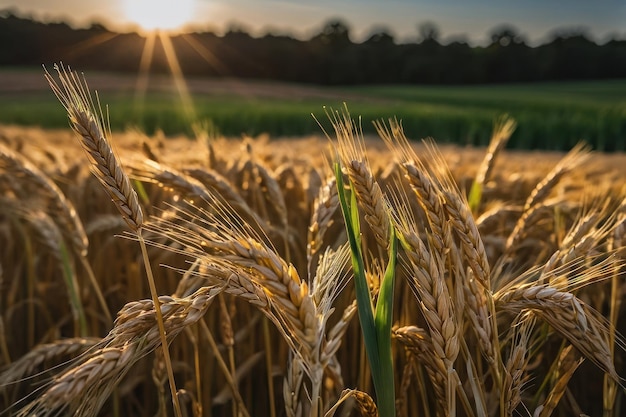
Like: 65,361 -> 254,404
0,68 -> 624,151
1,6 -> 625,152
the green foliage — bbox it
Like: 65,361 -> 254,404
335,161 -> 398,417
0,79 -> 624,151
374,226 -> 397,417
468,181 -> 483,215
59,240 -> 87,336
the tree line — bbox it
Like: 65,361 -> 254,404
1,10 -> 625,84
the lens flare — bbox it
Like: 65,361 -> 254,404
123,0 -> 196,32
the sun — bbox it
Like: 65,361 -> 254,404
123,0 -> 196,33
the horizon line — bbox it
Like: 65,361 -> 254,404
1,6 -> 624,47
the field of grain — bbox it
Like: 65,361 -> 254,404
0,68 -> 625,417
0,68 -> 624,150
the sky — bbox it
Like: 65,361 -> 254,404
0,0 -> 624,45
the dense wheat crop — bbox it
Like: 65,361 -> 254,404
0,68 -> 625,417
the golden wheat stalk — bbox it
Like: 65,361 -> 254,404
0,143 -> 89,256
45,65 -> 143,231
0,337 -> 99,392
472,115 -> 517,205
504,143 -> 590,256
0,143 -> 110,323
495,283 -> 618,381
18,286 -> 220,416
307,175 -> 340,277
536,345 -> 584,417
44,64 -> 183,417
502,313 -> 534,414
332,109 -> 391,254
145,191 -> 350,416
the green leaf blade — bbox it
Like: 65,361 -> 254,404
334,161 -> 381,387
374,224 -> 398,417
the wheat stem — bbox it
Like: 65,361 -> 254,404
200,319 -> 252,417
138,230 -> 183,417
263,317 -> 278,417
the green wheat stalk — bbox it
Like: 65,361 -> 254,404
335,161 -> 397,417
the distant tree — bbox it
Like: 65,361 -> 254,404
87,22 -> 109,32
485,25 -> 533,82
489,25 -> 526,47
0,12 -> 623,84
224,22 -> 253,38
602,38 -> 626,78
314,19 -> 352,45
0,7 -> 19,18
365,26 -> 395,45
360,28 -> 399,83
418,21 -> 440,43
542,31 -> 601,79
546,26 -> 592,42
310,19 -> 356,84
402,21 -> 444,83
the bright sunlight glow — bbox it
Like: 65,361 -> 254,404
123,0 -> 196,32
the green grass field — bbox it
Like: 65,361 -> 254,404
352,81 -> 626,150
0,70 -> 624,150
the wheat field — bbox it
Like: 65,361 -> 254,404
0,68 -> 625,417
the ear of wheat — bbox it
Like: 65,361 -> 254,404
45,65 -> 143,231
44,64 -> 182,417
